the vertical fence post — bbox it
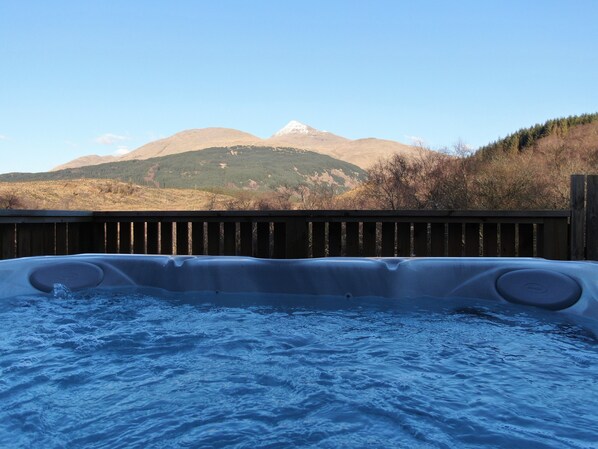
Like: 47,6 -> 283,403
542,218 -> 569,260
285,217 -> 308,258
586,175 -> 598,261
570,175 -> 586,260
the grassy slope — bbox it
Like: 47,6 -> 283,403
0,179 -> 235,211
1,146 -> 366,191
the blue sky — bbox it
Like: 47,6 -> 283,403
1,0 -> 597,173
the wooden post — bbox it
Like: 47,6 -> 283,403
285,217 -> 308,258
543,218 -> 569,260
586,175 -> 598,260
570,175 -> 586,260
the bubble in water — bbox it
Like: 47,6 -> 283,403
52,283 -> 72,299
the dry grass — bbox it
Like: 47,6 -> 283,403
0,179 -> 236,211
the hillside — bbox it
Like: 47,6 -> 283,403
52,121 -> 420,171
477,113 -> 598,157
3,146 -> 366,191
0,179 -> 235,211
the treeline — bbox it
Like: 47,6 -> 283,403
478,113 -> 598,157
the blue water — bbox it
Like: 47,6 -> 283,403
0,289 -> 596,449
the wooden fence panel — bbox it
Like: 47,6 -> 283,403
208,222 -> 221,255
191,222 -> 205,255
447,223 -> 462,256
586,175 -> 598,260
239,222 -> 252,256
483,223 -> 498,257
273,222 -> 285,258
1,224 -> 16,259
464,223 -> 479,256
518,223 -> 534,257
430,223 -> 445,256
500,223 -> 516,257
256,222 -> 270,258
177,222 -> 190,255
311,222 -> 326,257
543,218 -> 568,260
570,174 -> 586,260
160,222 -> 173,255
221,222 -> 235,256
146,222 -> 159,254
345,222 -> 360,256
106,222 -> 119,253
397,223 -> 410,257
328,222 -> 342,256
119,222 -> 132,254
362,222 -> 376,256
413,223 -> 427,256
55,223 -> 67,255
381,222 -> 395,257
133,222 -> 145,254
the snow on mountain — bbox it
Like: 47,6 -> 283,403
273,120 -> 322,137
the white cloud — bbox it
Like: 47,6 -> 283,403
405,135 -> 426,146
0,134 -> 8,141
113,146 -> 131,156
95,133 -> 128,145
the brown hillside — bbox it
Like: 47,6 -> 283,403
0,180 -> 235,211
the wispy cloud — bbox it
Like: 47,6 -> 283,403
113,146 -> 131,156
405,135 -> 426,146
95,133 -> 128,145
0,134 -> 8,141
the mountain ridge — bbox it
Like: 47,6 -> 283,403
53,121 -> 419,171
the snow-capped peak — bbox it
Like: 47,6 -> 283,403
273,120 -> 318,137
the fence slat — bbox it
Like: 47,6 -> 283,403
208,222 -> 221,255
256,222 -> 270,258
586,175 -> 598,261
430,223 -> 445,256
345,222 -> 360,256
106,222 -> 119,253
483,223 -> 498,256
192,222 -> 205,255
518,223 -> 534,257
133,222 -> 145,254
160,222 -> 173,255
119,222 -> 132,254
273,222 -> 286,258
570,174 -> 586,260
55,223 -> 67,255
447,223 -> 462,257
464,223 -> 479,256
312,222 -> 326,257
381,222 -> 395,257
397,223 -> 410,256
239,222 -> 252,256
362,222 -> 376,256
543,218 -> 568,260
146,222 -> 159,254
285,218 -> 308,258
177,222 -> 190,255
413,223 -> 427,256
329,222 -> 342,256
500,223 -> 516,257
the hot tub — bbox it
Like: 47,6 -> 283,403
1,255 -> 597,320
1,255 -> 597,448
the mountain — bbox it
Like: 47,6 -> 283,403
4,146 -> 366,191
53,121 -> 419,171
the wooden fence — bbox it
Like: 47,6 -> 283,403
1,175 -> 597,261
